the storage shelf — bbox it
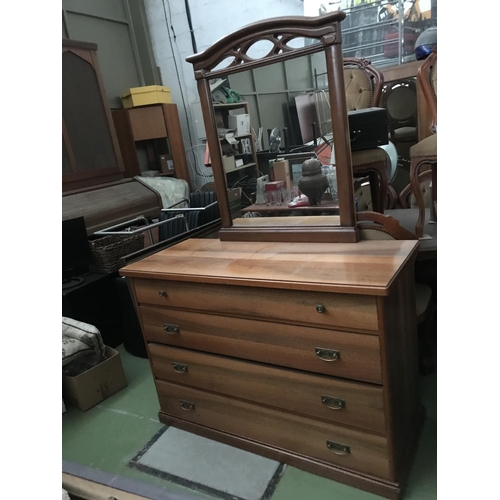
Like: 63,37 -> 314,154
226,162 -> 256,174
215,101 -> 257,179
214,102 -> 249,109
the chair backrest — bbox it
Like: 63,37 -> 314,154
343,58 -> 384,110
381,78 -> 418,142
418,46 -> 437,134
399,170 -> 433,209
357,211 -> 418,240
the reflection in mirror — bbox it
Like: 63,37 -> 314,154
209,52 -> 342,222
211,47 -> 403,224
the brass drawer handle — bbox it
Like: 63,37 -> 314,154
163,323 -> 180,335
315,348 -> 340,362
316,304 -> 325,313
179,400 -> 195,411
172,362 -> 188,374
326,441 -> 350,455
158,290 -> 167,297
321,396 -> 345,410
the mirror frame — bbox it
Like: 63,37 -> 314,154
186,11 -> 362,243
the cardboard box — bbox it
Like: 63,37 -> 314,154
228,114 -> 250,136
222,155 -> 237,173
121,85 -> 172,108
271,160 -> 291,189
159,154 -> 174,173
62,346 -> 127,411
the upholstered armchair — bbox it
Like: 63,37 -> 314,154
409,47 -> 437,237
344,58 -> 389,214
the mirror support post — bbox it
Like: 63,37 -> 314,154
325,43 -> 357,228
196,75 -> 232,228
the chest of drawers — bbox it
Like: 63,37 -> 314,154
120,239 -> 423,499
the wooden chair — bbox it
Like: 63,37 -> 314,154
357,211 -> 418,240
381,78 -> 419,155
354,177 -> 397,211
344,58 -> 389,214
357,212 -> 435,374
399,169 -> 433,209
409,47 -> 437,237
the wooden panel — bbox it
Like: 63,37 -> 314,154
121,239 -> 419,296
128,106 -> 167,141
156,380 -> 391,479
134,279 -> 379,332
139,307 -> 382,383
62,40 -> 124,191
157,414 -> 403,499
62,179 -> 161,235
150,344 -> 385,432
378,261 -> 421,481
112,108 -> 141,178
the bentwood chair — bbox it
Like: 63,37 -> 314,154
343,58 -> 389,214
409,46 -> 437,237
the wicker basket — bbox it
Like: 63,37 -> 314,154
89,233 -> 145,273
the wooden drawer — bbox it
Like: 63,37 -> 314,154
140,306 -> 382,384
133,279 -> 379,333
156,380 -> 391,480
149,344 -> 385,433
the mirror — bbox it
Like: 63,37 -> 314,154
187,12 -> 360,243
210,53 -> 341,220
221,53 -> 338,220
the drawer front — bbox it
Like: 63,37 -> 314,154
150,344 -> 385,433
140,306 -> 382,384
156,380 -> 391,480
133,279 -> 379,333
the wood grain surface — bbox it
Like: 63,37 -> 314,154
123,237 -> 422,499
121,239 -> 419,296
150,344 -> 385,433
156,380 -> 391,479
134,279 -> 379,331
139,306 -> 382,383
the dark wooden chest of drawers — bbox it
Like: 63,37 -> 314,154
121,239 -> 423,499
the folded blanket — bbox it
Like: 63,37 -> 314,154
62,317 -> 105,367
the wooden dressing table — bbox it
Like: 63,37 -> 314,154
121,239 -> 423,499
121,12 -> 425,500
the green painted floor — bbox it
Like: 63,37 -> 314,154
62,345 -> 437,500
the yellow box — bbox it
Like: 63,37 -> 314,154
121,85 -> 172,108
